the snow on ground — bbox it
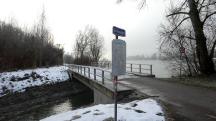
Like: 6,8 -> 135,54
41,99 -> 165,121
0,66 -> 69,97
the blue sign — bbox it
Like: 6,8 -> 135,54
113,26 -> 126,37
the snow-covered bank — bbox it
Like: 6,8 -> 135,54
0,66 -> 69,97
41,99 -> 165,121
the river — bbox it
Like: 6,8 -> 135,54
6,91 -> 94,121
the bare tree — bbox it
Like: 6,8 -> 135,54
34,7 -> 53,66
159,0 -> 216,76
119,0 -> 216,75
159,15 -> 199,76
166,0 -> 216,75
73,26 -> 104,65
88,27 -> 104,63
74,29 -> 89,64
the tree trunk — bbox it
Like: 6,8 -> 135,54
187,0 -> 215,74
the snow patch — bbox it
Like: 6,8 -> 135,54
0,66 -> 69,97
41,99 -> 165,121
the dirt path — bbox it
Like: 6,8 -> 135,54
120,77 -> 216,121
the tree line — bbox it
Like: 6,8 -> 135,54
0,10 -> 63,72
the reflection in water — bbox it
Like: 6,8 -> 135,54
16,91 -> 93,121
51,100 -> 72,114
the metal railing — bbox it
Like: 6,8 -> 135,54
67,64 -> 112,85
91,62 -> 153,75
91,61 -> 111,69
66,62 -> 153,85
126,63 -> 152,75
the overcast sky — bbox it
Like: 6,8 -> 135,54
0,0 -> 169,59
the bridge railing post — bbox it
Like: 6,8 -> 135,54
139,64 -> 141,74
78,66 -> 79,73
150,65 -> 152,75
102,70 -> 104,84
71,65 -> 73,71
80,66 -> 82,74
94,68 -> 96,80
130,64 -> 132,72
84,67 -> 86,76
88,67 -> 90,78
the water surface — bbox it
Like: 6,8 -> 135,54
15,91 -> 93,121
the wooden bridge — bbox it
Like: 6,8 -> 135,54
66,63 -> 154,104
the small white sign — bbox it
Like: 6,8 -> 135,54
112,39 -> 126,76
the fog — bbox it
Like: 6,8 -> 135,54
0,0 -> 170,58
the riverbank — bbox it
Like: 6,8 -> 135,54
0,65 -> 169,121
0,66 -> 69,97
0,80 -> 92,121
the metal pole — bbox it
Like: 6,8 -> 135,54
84,67 -> 86,76
88,67 -> 90,78
131,64 -> 132,72
113,76 -> 118,121
80,66 -> 82,74
115,35 -> 118,39
94,68 -> 96,80
102,70 -> 104,84
150,65 -> 152,75
139,64 -> 141,74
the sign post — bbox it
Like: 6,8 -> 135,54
112,26 -> 126,121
